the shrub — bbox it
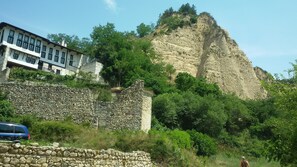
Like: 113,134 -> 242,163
18,114 -> 39,129
187,130 -> 217,156
96,87 -> 112,101
148,130 -> 197,166
166,129 -> 192,149
31,120 -> 81,142
0,90 -> 14,120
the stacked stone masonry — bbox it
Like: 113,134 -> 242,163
0,80 -> 152,132
0,143 -> 152,167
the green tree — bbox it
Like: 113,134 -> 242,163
175,72 -> 221,97
187,130 -> 217,156
136,23 -> 153,37
264,61 -> 297,165
179,93 -> 227,137
152,93 -> 182,129
157,7 -> 175,25
164,64 -> 176,80
178,3 -> 197,16
223,95 -> 252,135
91,23 -> 173,94
47,33 -> 92,55
153,91 -> 227,137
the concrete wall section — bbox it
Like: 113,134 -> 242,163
0,143 -> 152,167
141,94 -> 152,133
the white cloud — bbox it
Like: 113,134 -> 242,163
103,0 -> 117,12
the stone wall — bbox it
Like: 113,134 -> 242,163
0,143 -> 152,167
0,82 -> 96,124
0,80 -> 152,131
141,92 -> 152,132
95,81 -> 152,131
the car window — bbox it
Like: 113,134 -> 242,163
15,126 -> 25,133
0,124 -> 14,133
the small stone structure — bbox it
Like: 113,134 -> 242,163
0,143 -> 152,167
0,80 -> 152,132
95,81 -> 152,132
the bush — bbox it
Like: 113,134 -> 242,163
96,87 -> 112,101
0,90 -> 14,120
187,130 -> 217,156
166,129 -> 192,149
148,130 -> 198,166
17,114 -> 39,129
31,120 -> 81,142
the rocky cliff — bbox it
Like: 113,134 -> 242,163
254,66 -> 274,82
152,13 -> 266,99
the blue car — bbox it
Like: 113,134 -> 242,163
0,122 -> 30,140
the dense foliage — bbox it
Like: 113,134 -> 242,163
47,33 -> 92,56
136,23 -> 154,37
157,3 -> 198,33
263,70 -> 297,166
0,90 -> 14,119
90,23 -> 174,94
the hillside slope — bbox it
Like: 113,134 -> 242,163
152,13 -> 266,99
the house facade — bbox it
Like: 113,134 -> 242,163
0,22 -> 101,77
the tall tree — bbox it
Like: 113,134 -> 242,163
178,3 -> 197,15
91,23 -> 173,93
264,61 -> 297,166
136,23 -> 153,38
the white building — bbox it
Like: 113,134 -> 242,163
0,22 -> 103,78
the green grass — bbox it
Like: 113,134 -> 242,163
202,151 -> 280,167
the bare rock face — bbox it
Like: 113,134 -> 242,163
254,66 -> 274,82
152,13 -> 267,99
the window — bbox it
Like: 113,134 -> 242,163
35,40 -> 41,53
56,69 -> 61,75
13,51 -> 19,59
15,126 -> 25,133
25,56 -> 36,64
0,124 -> 14,133
29,38 -> 35,51
16,33 -> 23,47
31,58 -> 36,64
48,48 -> 53,60
23,35 -> 29,49
41,45 -> 46,58
61,52 -> 65,64
69,55 -> 74,66
0,30 -> 3,43
26,56 -> 31,63
54,50 -> 59,62
7,30 -> 15,44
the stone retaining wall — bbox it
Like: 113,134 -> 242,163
0,80 -> 152,131
0,143 -> 152,167
0,82 -> 95,124
95,81 -> 145,131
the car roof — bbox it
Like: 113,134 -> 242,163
0,122 -> 27,127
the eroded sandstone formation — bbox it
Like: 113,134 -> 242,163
152,13 -> 267,99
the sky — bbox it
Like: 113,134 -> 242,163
0,0 -> 296,77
